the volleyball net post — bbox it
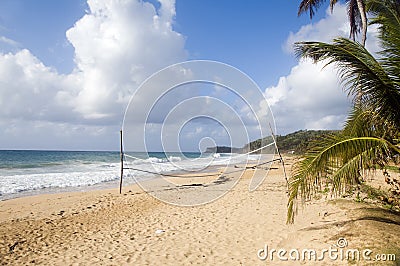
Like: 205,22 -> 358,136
268,123 -> 288,189
119,130 -> 124,194
118,127 -> 288,193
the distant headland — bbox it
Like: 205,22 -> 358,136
204,146 -> 243,153
204,130 -> 337,154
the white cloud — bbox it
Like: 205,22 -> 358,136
66,0 -> 187,119
0,0 -> 383,150
265,60 -> 350,134
268,3 -> 379,135
0,49 -> 80,122
284,4 -> 349,54
0,0 -> 188,149
0,119 -> 119,150
284,3 -> 381,55
0,36 -> 20,48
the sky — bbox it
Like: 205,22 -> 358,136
0,0 -> 380,151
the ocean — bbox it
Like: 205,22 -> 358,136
0,150 -> 257,201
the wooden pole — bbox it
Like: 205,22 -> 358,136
119,130 -> 124,194
269,123 -> 288,188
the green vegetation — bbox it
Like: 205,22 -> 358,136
244,130 -> 337,154
384,165 -> 400,173
287,0 -> 400,223
276,130 -> 338,154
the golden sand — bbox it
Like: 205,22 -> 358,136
0,156 -> 399,265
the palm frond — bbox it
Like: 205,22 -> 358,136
367,0 -> 400,84
298,0 -> 325,18
287,136 -> 398,223
288,0 -> 400,224
294,38 -> 400,130
342,105 -> 373,137
348,0 -> 362,40
330,0 -> 339,13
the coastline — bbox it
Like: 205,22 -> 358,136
1,156 -> 399,265
0,150 -> 237,202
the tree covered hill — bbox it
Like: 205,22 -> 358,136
206,130 -> 337,155
243,129 -> 337,154
275,130 -> 338,154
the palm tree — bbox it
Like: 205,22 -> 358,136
288,0 -> 400,224
298,0 -> 368,46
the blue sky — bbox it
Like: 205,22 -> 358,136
175,0 -> 317,87
0,0 -> 87,73
0,0 -> 323,84
0,0 -> 376,151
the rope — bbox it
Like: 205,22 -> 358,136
122,157 -> 282,178
123,153 -> 142,161
245,158 -> 282,168
118,130 -> 289,194
123,141 -> 275,165
199,142 -> 276,164
121,138 -> 286,182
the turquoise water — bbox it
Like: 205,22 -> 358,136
0,150 -> 203,200
0,150 -> 202,172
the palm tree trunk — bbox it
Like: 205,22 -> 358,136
356,0 -> 367,46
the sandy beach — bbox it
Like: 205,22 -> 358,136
1,156 -> 399,265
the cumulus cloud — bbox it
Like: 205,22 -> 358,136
0,0 -> 383,150
0,0 -> 266,151
265,60 -> 350,133
122,62 -> 273,152
66,0 -> 187,120
0,49 -> 80,122
0,0 -> 188,149
267,3 -> 379,135
284,3 -> 380,54
284,4 -> 349,53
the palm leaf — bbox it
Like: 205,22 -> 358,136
298,0 -> 325,18
367,0 -> 400,84
348,0 -> 362,40
287,136 -> 398,223
294,39 -> 400,130
288,0 -> 400,224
